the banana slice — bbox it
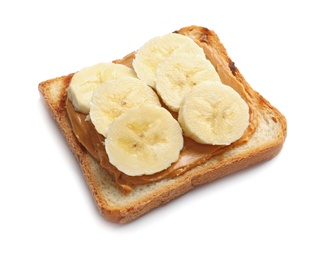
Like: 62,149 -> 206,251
68,62 -> 136,114
133,33 -> 205,88
105,105 -> 184,176
178,82 -> 249,145
155,52 -> 221,112
89,77 -> 161,136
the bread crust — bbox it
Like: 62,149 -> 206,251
38,25 -> 287,223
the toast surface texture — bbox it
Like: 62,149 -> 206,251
39,25 -> 287,223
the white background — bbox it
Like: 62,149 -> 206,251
1,0 -> 326,259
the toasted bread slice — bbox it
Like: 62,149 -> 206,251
38,25 -> 287,223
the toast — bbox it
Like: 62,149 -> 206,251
38,25 -> 287,223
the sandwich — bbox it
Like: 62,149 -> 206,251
38,25 -> 287,223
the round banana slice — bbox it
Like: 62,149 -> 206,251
105,105 -> 184,176
178,82 -> 249,145
133,33 -> 205,88
68,62 -> 136,114
155,52 -> 221,112
89,77 -> 161,136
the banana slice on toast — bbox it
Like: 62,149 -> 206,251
105,105 -> 184,176
178,82 -> 250,145
89,77 -> 161,136
68,62 -> 136,114
133,33 -> 205,88
155,52 -> 221,111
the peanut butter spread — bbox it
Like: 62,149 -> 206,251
65,37 -> 258,194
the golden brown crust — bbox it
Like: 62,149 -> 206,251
38,25 -> 287,223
